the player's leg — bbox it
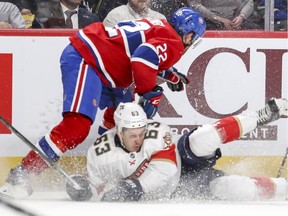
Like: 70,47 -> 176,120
98,107 -> 116,135
209,175 -> 287,201
177,98 -> 288,195
256,97 -> 288,125
0,44 -> 101,198
175,167 -> 226,200
23,44 -> 102,172
215,97 -> 288,143
98,86 -> 133,135
185,97 -> 288,157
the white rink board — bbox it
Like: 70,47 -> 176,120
0,31 -> 287,157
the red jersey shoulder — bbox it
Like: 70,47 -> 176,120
141,19 -> 180,41
69,22 -> 107,41
140,19 -> 184,67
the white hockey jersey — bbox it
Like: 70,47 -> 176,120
86,120 -> 181,201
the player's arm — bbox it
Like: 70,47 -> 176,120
131,37 -> 185,94
137,144 -> 179,197
85,146 -> 108,194
132,39 -> 185,118
101,145 -> 179,202
65,145 -> 106,201
131,43 -> 164,118
137,122 -> 179,197
132,37 -> 188,94
66,132 -> 116,201
131,42 -> 160,94
158,67 -> 189,92
85,133 -> 118,195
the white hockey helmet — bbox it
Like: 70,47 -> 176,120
114,102 -> 147,132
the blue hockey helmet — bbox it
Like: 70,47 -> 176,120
170,7 -> 206,41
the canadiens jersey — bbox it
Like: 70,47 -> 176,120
69,19 -> 184,94
86,120 -> 181,200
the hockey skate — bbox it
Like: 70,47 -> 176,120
257,98 -> 288,126
0,165 -> 33,199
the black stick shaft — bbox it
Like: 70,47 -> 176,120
277,147 -> 288,178
0,197 -> 39,216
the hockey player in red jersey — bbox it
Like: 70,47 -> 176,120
65,98 -> 288,202
0,7 -> 206,198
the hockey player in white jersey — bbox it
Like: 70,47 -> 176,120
66,98 -> 287,202
67,102 -> 182,201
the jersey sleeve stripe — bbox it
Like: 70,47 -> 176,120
119,28 -> 146,58
119,28 -> 131,57
131,57 -> 158,70
131,43 -> 159,69
150,145 -> 177,165
78,30 -> 116,88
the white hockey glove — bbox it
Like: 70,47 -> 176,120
101,179 -> 143,202
158,67 -> 189,92
65,174 -> 93,201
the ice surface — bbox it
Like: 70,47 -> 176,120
0,191 -> 287,216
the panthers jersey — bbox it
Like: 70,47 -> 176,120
86,120 -> 181,200
69,19 -> 184,94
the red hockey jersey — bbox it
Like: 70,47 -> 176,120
69,18 -> 184,94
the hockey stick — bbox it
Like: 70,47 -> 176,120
276,146 -> 288,178
0,116 -> 83,190
0,197 -> 39,216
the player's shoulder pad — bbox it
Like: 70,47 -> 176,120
88,129 -> 117,154
145,120 -> 172,148
147,120 -> 171,132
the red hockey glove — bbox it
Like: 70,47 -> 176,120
98,107 -> 116,135
158,67 -> 189,92
138,85 -> 163,118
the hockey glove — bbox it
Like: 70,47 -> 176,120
158,67 -> 189,92
138,85 -> 163,118
65,174 -> 93,201
101,178 -> 144,202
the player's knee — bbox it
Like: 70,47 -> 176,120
177,132 -> 220,170
188,125 -> 221,157
209,175 -> 257,201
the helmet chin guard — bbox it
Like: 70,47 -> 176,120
114,102 -> 148,133
170,7 -> 206,43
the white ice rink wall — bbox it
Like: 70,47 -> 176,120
0,30 -> 287,180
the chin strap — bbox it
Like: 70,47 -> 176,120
182,35 -> 191,48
